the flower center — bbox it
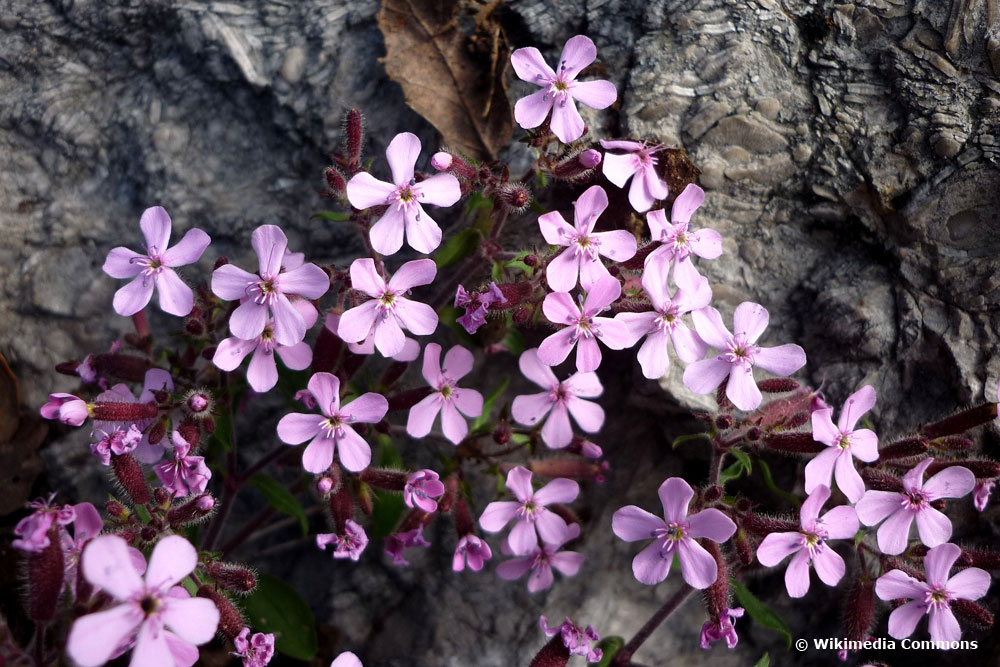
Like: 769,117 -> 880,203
924,587 -> 951,609
321,415 -> 348,439
653,305 -> 680,334
377,291 -> 398,318
440,383 -> 453,399
139,594 -> 161,616
248,276 -> 280,306
653,521 -> 686,544
572,315 -> 598,341
725,334 -> 760,366
902,489 -> 929,510
551,384 -> 570,404
837,434 -> 851,450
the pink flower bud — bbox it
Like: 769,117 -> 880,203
186,392 -> 210,414
431,151 -> 453,170
316,476 -> 335,495
579,149 -> 601,168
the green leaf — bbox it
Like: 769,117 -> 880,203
672,432 -> 711,449
593,636 -> 625,667
312,210 -> 351,222
718,461 -> 746,485
472,377 -> 509,432
243,574 -> 318,660
249,475 -> 308,535
434,227 -> 482,268
464,192 -> 493,216
501,327 -> 526,355
209,410 -> 234,453
730,578 -> 792,648
753,653 -> 770,667
133,504 -> 151,524
730,448 -> 752,473
757,459 -> 801,508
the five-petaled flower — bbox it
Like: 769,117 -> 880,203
211,225 -> 329,346
453,534 -> 493,572
806,385 -> 879,503
316,519 -> 369,561
511,348 -> 604,448
510,35 -> 617,144
875,543 -> 990,646
103,206 -> 211,317
855,458 -> 976,555
612,477 -> 736,589
153,431 -> 212,498
346,132 -> 462,256
683,302 -> 807,411
755,485 -> 859,597
496,523 -> 584,592
337,258 -> 438,358
538,276 -> 631,372
540,615 -> 603,663
479,466 -> 579,555
644,184 -> 722,292
403,470 -> 446,513
600,140 -> 669,212
66,535 -> 219,667
233,627 -> 275,667
700,607 -> 744,650
276,372 -> 388,473
406,344 -> 484,444
538,185 -> 636,292
213,304 -> 315,393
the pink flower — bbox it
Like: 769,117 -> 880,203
478,466 -> 579,555
615,261 -> 711,379
324,312 -> 420,362
510,35 -> 617,143
331,652 -> 363,667
40,393 -> 89,426
806,385 -> 879,503
12,498 -> 75,553
385,527 -> 430,566
683,302 -> 807,411
233,627 -> 275,667
600,140 -> 669,212
406,344 -> 484,444
973,481 -> 994,511
454,283 -> 506,334
337,258 -> 438,358
90,424 -> 143,466
612,477 -> 736,589
453,534 -> 492,572
211,225 -> 329,346
875,543 -> 990,645
644,184 -> 723,292
496,523 -> 584,592
855,458 -> 976,555
213,303 -> 316,393
540,616 -> 602,662
346,132 -> 461,255
316,519 -> 368,561
91,369 -> 174,464
539,276 -> 631,372
403,470 -> 446,513
103,207 -> 211,317
154,431 -> 212,498
511,348 -> 604,448
539,185 -> 637,292
66,535 -> 219,667
276,372 -> 388,473
700,607 -> 744,650
755,485 -> 859,597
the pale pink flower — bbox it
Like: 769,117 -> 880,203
324,312 -> 420,362
154,431 -> 212,498
331,652 -> 363,667
233,628 -> 275,667
90,424 -> 143,466
346,132 -> 461,255
316,519 -> 368,561
91,369 -> 174,464
806,385 -> 879,503
211,225 -> 329,346
40,393 -> 89,426
403,470 -> 446,513
755,485 -> 859,597
612,477 -> 736,589
855,458 -> 976,555
454,283 -> 506,334
539,276 -> 631,372
644,184 -> 723,292
510,35 -> 617,143
875,543 -> 990,645
66,535 -> 219,667
540,616 -> 602,662
337,258 -> 438,358
406,344 -> 484,444
213,301 -> 316,393
453,534 -> 492,572
600,140 -> 669,212
615,261 -> 711,379
538,185 -> 636,292
496,523 -> 583,592
479,466 -> 579,555
12,498 -> 75,553
103,207 -> 211,317
276,372 -> 388,473
700,607 -> 744,650
973,481 -> 994,511
511,348 -> 604,448
683,302 -> 807,411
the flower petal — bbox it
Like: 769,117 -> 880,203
538,210 -> 576,247
479,501 -> 520,533
212,337 -> 256,372
687,508 -> 736,542
924,543 -> 962,587
440,401 -> 468,444
601,152 -> 638,188
404,206 -> 443,254
834,452 -> 866,503
103,247 -> 144,279
514,88 -> 554,130
819,505 -> 859,540
754,344 -> 807,376
251,225 -> 288,277
784,549 -> 812,598
811,544 -> 846,587
559,35 -> 597,78
346,171 -> 396,209
301,436 -> 334,474
388,259 -> 437,291
443,345 -> 474,380
875,569 -> 928,600
612,506 -> 664,542
549,98 -> 585,144
369,206 -> 407,256
229,300 -> 268,341
140,206 -> 172,253
914,506 -> 953,548
922,466 -> 976,501
677,538 -> 719,589
855,490 -> 902,526
452,388 -> 483,418
946,567 -> 991,601
571,78 -> 618,110
838,385 -> 877,432
726,365 -> 761,411
270,293 -> 307,347
161,596 -> 219,645
113,276 -> 155,317
276,413 -> 324,445
593,229 -> 637,262
545,249 -> 581,292
211,263 -> 258,301
670,183 -> 705,223
280,263 -> 329,299
393,297 -> 438,336
335,427 -> 372,472
518,348 -> 558,389
565,395 -> 604,432
247,346 -> 279,392
534,478 -> 580,506
386,132 -> 421,185
510,46 -> 556,82
414,172 -> 461,207
421,343 -> 444,386
153,270 -> 194,316
691,307 -> 732,350
689,228 -> 723,260
275,341 -> 313,371
756,532 -> 803,567
161,228 -> 210,267
887,600 -> 927,640
406,394 -> 442,438
67,604 -> 143,667
338,301 -> 379,343
732,302 -> 769,343
928,606 -> 962,645
632,540 -> 672,585
541,403 -> 574,447
538,327 -> 578,368
82,535 -> 144,600
876,509 -> 916,555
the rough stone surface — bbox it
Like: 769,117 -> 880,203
2,0 -> 999,666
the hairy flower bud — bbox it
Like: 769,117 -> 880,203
859,467 -> 905,492
702,541 -> 729,616
492,282 -> 533,310
387,387 -> 434,412
925,459 -> 1000,479
186,391 -> 211,415
206,562 -> 257,594
763,432 -> 825,454
329,477 -> 354,532
493,418 -> 511,444
734,529 -> 753,566
452,496 -> 474,536
715,414 -> 734,430
26,525 -> 65,622
921,403 -> 999,439
741,512 -> 799,537
933,436 -> 976,451
497,181 -> 532,213
745,427 -> 762,442
513,306 -> 533,324
552,151 -> 598,180
197,586 -> 245,640
344,108 -> 363,169
153,487 -> 170,507
325,166 -> 347,195
579,148 -> 602,168
167,494 -> 216,529
317,476 -> 335,496
757,378 -> 801,393
844,578 -> 875,643
529,458 -> 603,482
112,453 -> 150,505
703,485 -> 724,503
878,437 -> 930,459
957,548 -> 1000,569
529,635 -> 570,667
106,500 -> 129,520
90,401 -> 158,422
951,598 -> 994,629
360,468 -> 408,491
91,353 -> 152,382
431,151 -> 453,170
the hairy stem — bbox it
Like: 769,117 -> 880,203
613,584 -> 694,666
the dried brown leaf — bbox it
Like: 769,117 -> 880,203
377,0 -> 513,161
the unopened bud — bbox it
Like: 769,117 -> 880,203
167,494 -> 216,529
187,392 -> 211,414
453,496 -> 474,536
153,487 -> 170,507
112,453 -> 150,505
197,586 -> 245,640
184,318 -> 205,336
757,378 -> 801,393
745,427 -> 762,442
523,254 -> 540,267
921,403 -> 999,439
140,526 -> 158,542
529,458 -> 601,481
933,436 -> 976,451
734,529 -> 753,566
106,500 -> 129,520
325,167 -> 347,194
785,411 -> 811,429
202,415 -> 215,434
344,109 -> 364,168
26,526 -> 65,622
206,562 -> 257,594
925,459 -> 1000,479
529,635 -> 570,667
148,419 -> 166,446
958,548 -> 1000,569
951,598 -> 994,628
703,541 -> 728,616
553,151 -> 599,180
493,419 -> 511,444
513,306 -> 533,324
214,256 -> 229,270
317,476 -> 335,495
431,151 -> 453,171
493,282 -> 533,310
360,468 -> 408,491
91,401 -> 158,422
703,485 -> 723,503
91,353 -> 152,382
579,149 -> 602,168
879,437 -> 930,459
859,467 -> 905,492
177,422 -> 200,449
763,432 -> 825,454
715,415 -> 734,430
387,387 -> 434,412
497,181 -> 532,213
329,476 -> 354,531
568,437 -> 603,459
313,323 -> 343,373
742,512 -> 799,537
844,578 -> 875,642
